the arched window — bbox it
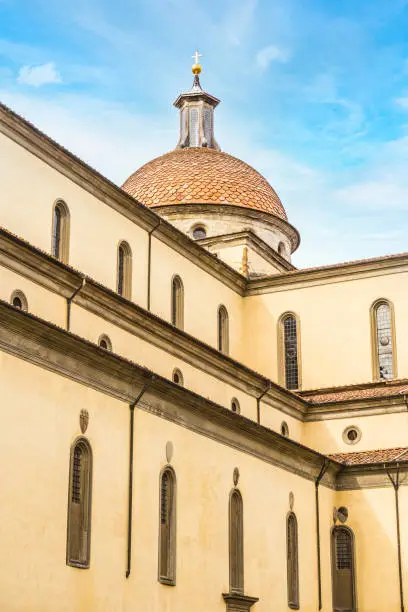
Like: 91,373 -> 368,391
279,313 -> 301,390
51,200 -> 70,262
371,299 -> 396,380
67,438 -> 92,568
171,275 -> 184,329
231,398 -> 240,414
159,467 -> 176,584
278,242 -> 286,257
10,290 -> 28,312
331,526 -> 356,611
117,241 -> 132,299
218,305 -> 229,355
98,334 -> 112,351
172,368 -> 183,386
287,512 -> 299,609
229,489 -> 244,594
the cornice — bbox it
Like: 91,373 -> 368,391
0,300 -> 404,490
0,300 -> 338,488
0,227 -> 306,422
2,226 -> 408,424
305,395 -> 408,421
336,462 -> 408,490
196,230 -> 296,273
155,203 -> 301,253
0,103 -> 245,296
247,252 -> 408,295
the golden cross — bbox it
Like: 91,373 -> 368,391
192,50 -> 202,64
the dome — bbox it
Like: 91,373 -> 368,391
121,147 -> 288,221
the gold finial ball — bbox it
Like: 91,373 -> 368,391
192,63 -> 202,75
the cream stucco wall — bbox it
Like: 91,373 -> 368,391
303,410 -> 408,454
0,348 -> 336,612
243,270 -> 408,389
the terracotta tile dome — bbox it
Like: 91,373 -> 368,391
121,147 -> 288,220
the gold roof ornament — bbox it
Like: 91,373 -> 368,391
192,49 -> 202,75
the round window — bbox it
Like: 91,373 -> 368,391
342,425 -> 362,445
281,421 -> 289,437
192,226 -> 207,240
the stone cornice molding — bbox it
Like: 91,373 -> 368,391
0,103 -> 246,296
0,227 -> 307,421
196,230 -> 296,273
156,202 -> 301,253
1,300 -> 407,490
2,227 -> 408,423
0,300 -> 339,488
247,252 -> 408,295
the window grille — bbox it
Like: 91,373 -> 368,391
171,276 -> 184,329
67,438 -> 92,568
287,513 -> 299,608
203,106 -> 213,146
159,468 -> 176,584
229,489 -> 244,593
282,315 -> 299,390
189,107 -> 199,147
218,305 -> 229,355
375,302 -> 394,379
335,528 -> 352,570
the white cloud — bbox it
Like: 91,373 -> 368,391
256,45 -> 289,70
395,97 -> 408,110
17,62 -> 62,87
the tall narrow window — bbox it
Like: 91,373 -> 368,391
287,513 -> 299,609
331,526 -> 356,612
171,275 -> 184,329
159,467 -> 176,585
229,489 -> 244,594
278,242 -> 286,257
117,241 -> 132,299
51,200 -> 70,262
67,438 -> 92,568
189,107 -> 199,147
218,305 -> 229,355
371,299 -> 396,380
279,313 -> 301,390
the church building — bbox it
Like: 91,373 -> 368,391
0,54 -> 408,612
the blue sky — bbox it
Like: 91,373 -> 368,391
1,0 -> 408,267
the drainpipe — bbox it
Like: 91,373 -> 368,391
256,382 -> 271,424
385,463 -> 404,612
66,277 -> 86,331
315,458 -> 328,610
147,219 -> 161,311
126,384 -> 149,578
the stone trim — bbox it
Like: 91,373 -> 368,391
0,102 -> 245,295
156,202 -> 300,253
0,227 -> 306,421
222,592 -> 259,612
1,301 -> 407,490
1,227 -> 408,423
197,230 -> 296,273
335,462 -> 408,490
247,253 -> 408,295
0,300 -> 340,488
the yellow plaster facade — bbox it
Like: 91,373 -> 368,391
0,68 -> 407,611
